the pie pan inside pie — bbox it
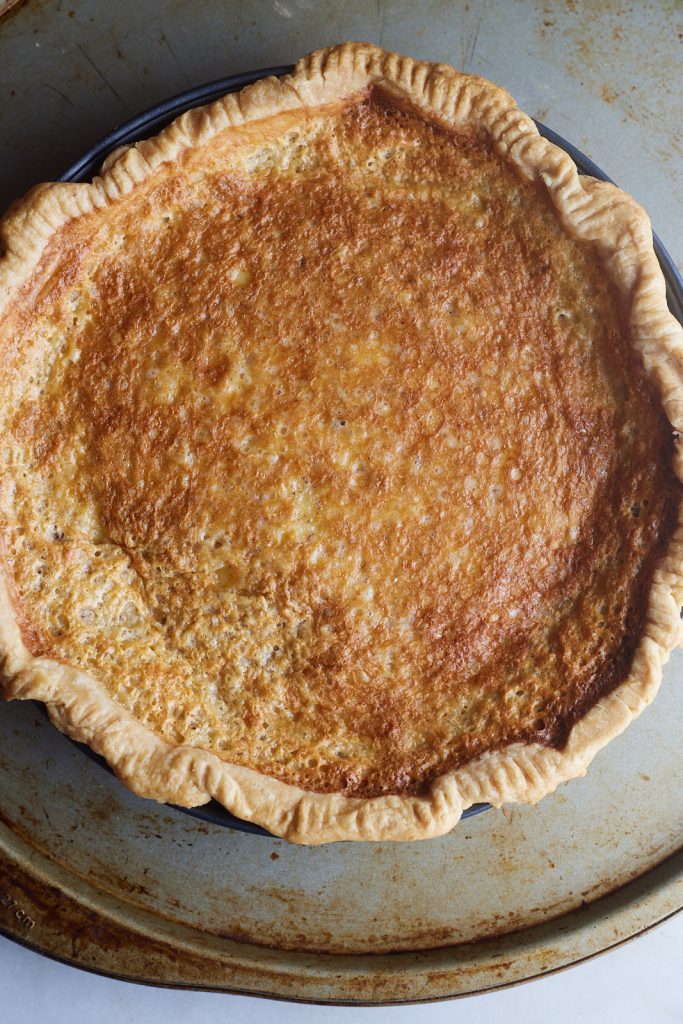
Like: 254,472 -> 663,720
1,43 -> 682,844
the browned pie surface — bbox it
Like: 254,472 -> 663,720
0,96 -> 678,797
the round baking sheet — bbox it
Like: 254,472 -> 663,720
1,35 -> 682,1008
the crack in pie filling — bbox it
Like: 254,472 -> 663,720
1,44 -> 682,842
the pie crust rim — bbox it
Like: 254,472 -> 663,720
1,42 -> 682,844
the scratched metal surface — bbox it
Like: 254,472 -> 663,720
1,0 -> 682,275
0,0 -> 682,1003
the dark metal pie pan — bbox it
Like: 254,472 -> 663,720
50,68 -> 683,838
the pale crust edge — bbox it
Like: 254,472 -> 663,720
1,42 -> 683,844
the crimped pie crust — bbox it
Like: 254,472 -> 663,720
1,43 -> 682,843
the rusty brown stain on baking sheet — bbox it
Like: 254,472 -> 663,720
537,0 -> 683,159
1,688 -> 683,996
1,835 -> 677,1004
0,0 -> 30,20
0,846 -> 537,999
0,851 -> 255,989
0,778 -> 680,956
0,854 -> 579,997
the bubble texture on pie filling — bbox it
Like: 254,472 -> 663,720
1,97 -> 679,797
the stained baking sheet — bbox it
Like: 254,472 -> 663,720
0,0 -> 682,1004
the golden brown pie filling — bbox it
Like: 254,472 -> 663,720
1,94 -> 679,798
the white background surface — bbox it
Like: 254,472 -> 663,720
2,913 -> 683,1021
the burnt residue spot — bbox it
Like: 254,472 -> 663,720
0,0 -> 32,24
270,851 -> 280,861
535,1 -> 683,162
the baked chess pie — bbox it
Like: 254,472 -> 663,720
1,43 -> 682,843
